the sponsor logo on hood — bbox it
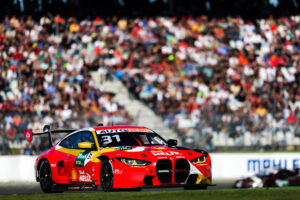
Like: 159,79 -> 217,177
152,151 -> 181,156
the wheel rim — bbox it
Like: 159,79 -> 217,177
101,162 -> 113,191
40,162 -> 51,190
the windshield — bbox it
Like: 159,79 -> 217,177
97,132 -> 167,147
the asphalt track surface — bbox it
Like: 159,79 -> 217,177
0,180 -> 234,195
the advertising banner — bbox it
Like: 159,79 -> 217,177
0,153 -> 299,181
211,153 -> 300,178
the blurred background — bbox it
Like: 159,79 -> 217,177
1,0 -> 300,154
0,0 -> 300,187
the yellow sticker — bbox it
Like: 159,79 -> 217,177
154,147 -> 165,150
71,168 -> 77,181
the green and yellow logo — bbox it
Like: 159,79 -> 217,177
75,152 -> 93,167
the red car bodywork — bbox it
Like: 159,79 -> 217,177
30,126 -> 212,191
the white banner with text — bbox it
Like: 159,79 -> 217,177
0,153 -> 300,181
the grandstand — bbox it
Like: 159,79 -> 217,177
0,0 -> 300,154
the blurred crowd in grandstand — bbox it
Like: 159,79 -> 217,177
1,14 -> 300,154
0,15 -> 134,154
111,15 -> 300,151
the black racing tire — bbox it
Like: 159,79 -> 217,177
39,160 -> 54,193
100,160 -> 114,192
184,185 -> 208,190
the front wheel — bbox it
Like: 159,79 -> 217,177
100,160 -> 114,192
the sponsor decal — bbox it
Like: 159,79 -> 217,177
114,169 -> 123,174
71,168 -> 77,180
152,151 -> 181,156
97,129 -> 128,134
77,170 -> 92,182
176,156 -> 185,159
197,163 -> 208,166
125,128 -> 153,133
79,173 -> 91,182
75,152 -> 94,167
158,157 -> 168,159
96,128 -> 153,134
115,146 -> 133,150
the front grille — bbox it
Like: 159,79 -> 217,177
156,159 -> 172,183
174,159 -> 190,183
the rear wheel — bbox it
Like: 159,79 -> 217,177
100,160 -> 114,192
39,160 -> 53,193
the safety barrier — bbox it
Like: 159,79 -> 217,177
0,155 -> 37,182
0,153 -> 299,182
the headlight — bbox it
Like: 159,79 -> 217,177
116,157 -> 151,166
191,155 -> 206,164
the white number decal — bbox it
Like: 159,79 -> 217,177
102,135 -> 121,145
111,134 -> 121,142
102,135 -> 112,145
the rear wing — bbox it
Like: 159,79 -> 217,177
24,125 -> 76,148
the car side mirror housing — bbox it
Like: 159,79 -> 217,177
78,142 -> 94,149
167,139 -> 177,146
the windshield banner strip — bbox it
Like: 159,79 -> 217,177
96,128 -> 153,134
96,129 -> 127,134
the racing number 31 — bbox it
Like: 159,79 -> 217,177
102,135 -> 121,145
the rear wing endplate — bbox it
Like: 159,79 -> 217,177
24,125 -> 76,148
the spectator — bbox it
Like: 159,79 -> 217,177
1,14 -> 300,154
21,143 -> 35,155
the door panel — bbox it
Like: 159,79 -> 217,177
59,131 -> 97,183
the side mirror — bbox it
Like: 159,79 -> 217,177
167,139 -> 177,146
78,142 -> 94,149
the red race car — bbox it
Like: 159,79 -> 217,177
24,125 -> 213,192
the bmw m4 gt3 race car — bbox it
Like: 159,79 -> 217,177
24,125 -> 213,192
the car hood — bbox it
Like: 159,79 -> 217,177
99,145 -> 206,161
